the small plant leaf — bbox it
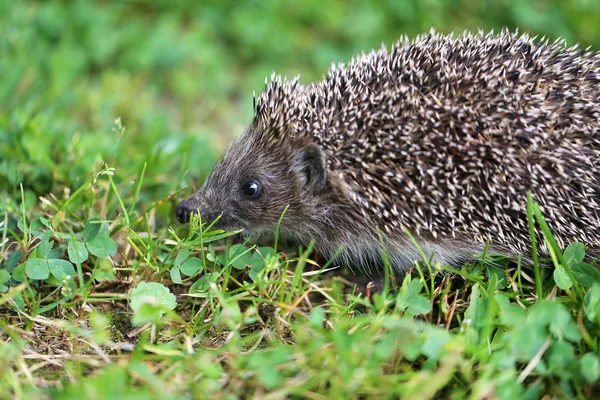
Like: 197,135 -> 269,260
584,284 -> 600,323
0,270 -> 9,285
395,278 -> 432,315
511,324 -> 546,361
229,244 -> 252,270
92,258 -> 117,282
407,295 -> 432,315
11,263 -> 26,282
249,251 -> 267,271
130,282 -> 176,326
256,246 -> 275,260
421,328 -> 451,361
48,259 -> 76,280
206,249 -> 226,267
547,342 -> 575,372
248,252 -> 268,281
174,249 -> 189,268
217,301 -> 242,329
404,277 -> 422,298
83,218 -> 102,242
132,303 -> 168,326
130,282 -> 176,314
189,272 -> 220,294
4,251 -> 22,273
572,263 -> 600,286
499,303 -> 526,326
68,240 -> 89,264
180,257 -> 204,276
26,258 -> 50,280
580,353 -> 600,384
256,363 -> 284,389
86,233 -> 117,258
547,304 -> 581,342
563,242 -> 585,267
553,265 -> 572,289
39,230 -> 54,259
28,217 -> 47,237
485,266 -> 507,289
464,284 -> 487,326
308,307 -> 327,328
0,270 -> 9,292
309,307 -> 326,328
170,267 -> 182,284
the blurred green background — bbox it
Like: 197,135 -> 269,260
1,0 -> 599,219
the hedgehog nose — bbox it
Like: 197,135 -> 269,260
175,203 -> 191,224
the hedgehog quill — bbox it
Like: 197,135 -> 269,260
177,30 -> 600,273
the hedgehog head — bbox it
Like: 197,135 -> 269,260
176,77 -> 335,239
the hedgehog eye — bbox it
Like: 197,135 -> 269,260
241,180 -> 261,198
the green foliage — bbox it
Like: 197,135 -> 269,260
130,282 -> 176,326
207,243 -> 275,281
395,275 -> 432,316
53,365 -> 154,400
3,215 -> 117,309
1,0 -> 600,399
585,284 -> 600,324
0,269 -> 9,292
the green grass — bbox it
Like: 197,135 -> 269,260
2,1 -> 600,399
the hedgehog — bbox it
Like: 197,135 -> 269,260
176,30 -> 600,273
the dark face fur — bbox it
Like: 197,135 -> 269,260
176,125 -> 332,241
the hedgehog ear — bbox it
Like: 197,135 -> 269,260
294,144 -> 327,193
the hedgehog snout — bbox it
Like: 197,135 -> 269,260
175,200 -> 193,224
175,196 -> 206,224
176,194 -> 224,226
